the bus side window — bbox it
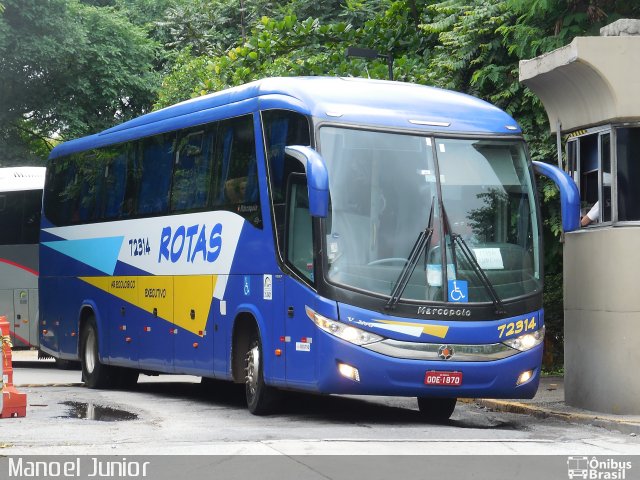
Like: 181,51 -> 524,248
285,174 -> 314,283
171,129 -> 214,213
261,110 -> 311,258
215,115 -> 262,227
137,133 -> 175,216
44,157 -> 76,226
21,189 -> 41,243
102,147 -> 128,220
0,192 -> 19,244
75,152 -> 103,223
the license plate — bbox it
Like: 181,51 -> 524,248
424,370 -> 463,386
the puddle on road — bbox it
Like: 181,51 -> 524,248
59,401 -> 138,421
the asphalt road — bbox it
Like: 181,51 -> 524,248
2,358 -> 639,455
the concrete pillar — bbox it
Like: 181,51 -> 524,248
564,228 -> 640,414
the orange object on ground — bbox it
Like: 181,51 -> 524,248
1,316 -> 27,418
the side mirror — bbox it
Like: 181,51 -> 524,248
284,145 -> 329,218
533,161 -> 580,233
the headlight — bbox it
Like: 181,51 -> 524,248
502,326 -> 545,352
305,306 -> 383,346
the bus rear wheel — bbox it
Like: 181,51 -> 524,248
417,397 -> 457,422
244,335 -> 279,415
81,316 -> 115,389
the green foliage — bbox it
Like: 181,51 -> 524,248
156,14 -> 361,106
156,1 -> 430,107
6,0 -> 640,364
154,0 -> 639,372
542,271 -> 564,368
160,0 -> 279,56
0,0 -> 160,165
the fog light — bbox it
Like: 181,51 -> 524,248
516,369 -> 533,386
338,363 -> 360,382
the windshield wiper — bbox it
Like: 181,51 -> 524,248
450,232 -> 506,316
385,202 -> 435,310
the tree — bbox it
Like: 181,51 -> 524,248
159,0 -> 279,56
0,0 -> 160,165
421,0 -> 640,368
155,1 -> 429,107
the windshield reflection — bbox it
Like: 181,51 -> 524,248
320,127 -> 541,304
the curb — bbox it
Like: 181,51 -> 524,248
464,398 -> 640,436
15,383 -> 84,388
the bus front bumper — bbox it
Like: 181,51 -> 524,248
312,333 -> 543,399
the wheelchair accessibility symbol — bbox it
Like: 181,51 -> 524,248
448,280 -> 468,303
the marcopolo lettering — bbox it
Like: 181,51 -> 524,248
417,306 -> 471,317
158,223 -> 222,264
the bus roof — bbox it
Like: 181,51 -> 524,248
0,167 -> 45,192
50,77 -> 522,159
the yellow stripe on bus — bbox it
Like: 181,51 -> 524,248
79,275 -> 215,336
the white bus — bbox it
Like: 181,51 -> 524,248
0,167 -> 45,349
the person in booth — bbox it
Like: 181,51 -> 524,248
581,200 -> 599,227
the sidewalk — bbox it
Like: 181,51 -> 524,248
469,376 -> 640,435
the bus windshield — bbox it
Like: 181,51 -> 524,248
320,127 -> 541,304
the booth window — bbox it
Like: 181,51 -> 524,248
567,129 -> 611,224
568,124 -> 640,225
617,127 -> 640,221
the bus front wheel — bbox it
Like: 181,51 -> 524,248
244,335 -> 279,415
417,397 -> 456,422
81,316 -> 115,389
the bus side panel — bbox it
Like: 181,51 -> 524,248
28,288 -> 38,348
137,276 -> 175,373
217,272 -> 280,383
0,288 -> 16,343
106,282 -> 141,369
173,275 -> 215,375
0,244 -> 39,348
38,276 -> 58,356
283,276 -> 319,388
39,276 -> 91,361
211,292 -> 230,379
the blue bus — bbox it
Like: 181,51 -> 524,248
39,77 -> 578,419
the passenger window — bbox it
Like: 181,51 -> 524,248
137,133 -> 175,216
0,192 -> 22,244
262,110 -> 311,255
21,189 -> 41,243
44,156 -> 77,226
285,174 -> 314,283
171,129 -> 215,213
102,147 -> 129,220
76,152 -> 104,222
215,115 -> 262,227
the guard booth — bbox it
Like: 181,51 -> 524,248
520,19 -> 640,414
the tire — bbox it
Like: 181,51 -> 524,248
417,397 -> 457,422
80,315 -> 116,389
244,335 -> 279,415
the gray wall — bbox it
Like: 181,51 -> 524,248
564,227 -> 640,414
